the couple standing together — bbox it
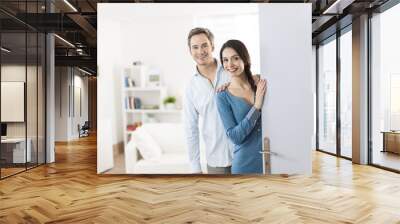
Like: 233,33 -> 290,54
183,27 -> 267,174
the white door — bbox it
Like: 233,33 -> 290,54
259,4 -> 313,175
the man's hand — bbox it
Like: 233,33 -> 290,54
216,82 -> 230,93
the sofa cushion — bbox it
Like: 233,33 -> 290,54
140,123 -> 185,153
134,153 -> 191,174
131,126 -> 162,161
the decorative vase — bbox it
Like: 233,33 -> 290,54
165,103 -> 176,110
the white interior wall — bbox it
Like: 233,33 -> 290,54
71,71 -> 89,138
97,7 -> 123,172
54,67 -> 89,141
55,67 -> 69,141
312,45 -> 317,151
120,13 -> 194,108
1,65 -> 26,81
1,64 -> 46,163
1,65 -> 33,137
1,65 -> 25,124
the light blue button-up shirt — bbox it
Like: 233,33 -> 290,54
183,60 -> 233,173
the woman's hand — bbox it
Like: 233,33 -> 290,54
252,74 -> 261,85
216,82 -> 230,93
254,79 -> 267,110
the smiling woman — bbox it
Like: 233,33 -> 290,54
216,39 -> 265,174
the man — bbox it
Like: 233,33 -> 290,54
183,27 -> 233,174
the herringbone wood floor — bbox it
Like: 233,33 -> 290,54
1,134 -> 400,224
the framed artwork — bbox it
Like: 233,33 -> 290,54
146,72 -> 160,87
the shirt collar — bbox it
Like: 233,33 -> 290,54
194,58 -> 222,77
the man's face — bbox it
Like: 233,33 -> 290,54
189,33 -> 214,66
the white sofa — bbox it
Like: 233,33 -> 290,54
125,123 -> 207,174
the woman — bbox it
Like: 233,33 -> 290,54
216,39 -> 267,174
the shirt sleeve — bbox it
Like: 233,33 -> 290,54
183,86 -> 202,173
216,92 -> 261,145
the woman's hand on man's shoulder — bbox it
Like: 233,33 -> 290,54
216,82 -> 230,93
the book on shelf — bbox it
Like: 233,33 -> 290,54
124,76 -> 136,87
134,98 -> 141,109
127,122 -> 142,132
125,96 -> 142,110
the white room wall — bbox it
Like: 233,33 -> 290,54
71,73 -> 89,138
55,67 -> 69,141
2,64 -> 47,164
1,66 -> 26,132
97,9 -> 123,172
119,10 -> 194,108
1,65 -> 37,137
55,67 -> 89,141
312,45 -> 317,151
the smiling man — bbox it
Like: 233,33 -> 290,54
183,27 -> 233,174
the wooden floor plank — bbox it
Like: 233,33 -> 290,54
0,134 -> 400,223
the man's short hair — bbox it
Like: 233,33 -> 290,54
187,27 -> 214,48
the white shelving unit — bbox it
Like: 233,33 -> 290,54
124,87 -> 163,91
121,64 -> 182,144
126,109 -> 182,113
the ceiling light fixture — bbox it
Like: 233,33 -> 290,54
322,0 -> 354,15
54,34 -> 75,48
78,67 -> 93,76
1,47 -> 11,53
63,0 -> 78,12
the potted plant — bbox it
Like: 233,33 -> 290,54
163,96 -> 176,110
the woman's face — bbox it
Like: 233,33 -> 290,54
222,47 -> 245,78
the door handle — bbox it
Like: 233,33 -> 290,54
262,137 -> 272,175
259,150 -> 278,156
